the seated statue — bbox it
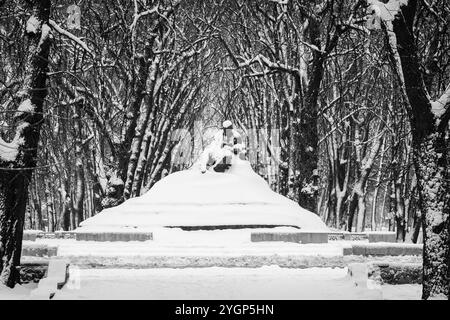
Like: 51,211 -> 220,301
199,120 -> 245,173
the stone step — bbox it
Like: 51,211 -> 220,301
30,258 -> 69,300
328,231 -> 398,242
23,230 -> 405,243
349,262 -> 422,285
75,232 -> 153,242
167,224 -> 301,231
369,262 -> 422,284
22,243 -> 58,257
23,230 -> 44,241
61,254 -> 346,269
251,232 -> 328,244
343,243 -> 422,256
366,232 -> 396,243
17,261 -> 49,284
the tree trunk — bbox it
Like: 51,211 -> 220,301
347,193 -> 358,232
0,0 -> 51,287
72,106 -> 85,227
415,133 -> 449,299
45,180 -> 54,232
394,177 -> 406,242
31,180 -> 43,230
411,213 -> 422,244
59,180 -> 71,231
379,184 -> 388,230
348,136 -> 383,232
356,186 -> 367,232
390,0 -> 449,299
297,23 -> 323,212
371,136 -> 386,230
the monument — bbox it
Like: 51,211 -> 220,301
75,121 -> 328,242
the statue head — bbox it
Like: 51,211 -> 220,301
222,120 -> 233,129
222,120 -> 233,138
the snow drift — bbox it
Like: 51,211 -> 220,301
77,158 -> 328,232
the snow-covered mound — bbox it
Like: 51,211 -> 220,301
78,158 -> 328,232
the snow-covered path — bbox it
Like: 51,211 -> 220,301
53,266 -> 421,300
12,228 -> 422,300
24,228 -> 421,268
31,228 -> 343,265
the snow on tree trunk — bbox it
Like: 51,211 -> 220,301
415,133 -> 449,299
45,180 -> 54,232
371,136 -> 386,230
348,123 -> 383,232
59,182 -> 71,231
122,46 -> 158,200
73,104 -> 85,227
383,0 -> 450,299
0,0 -> 51,287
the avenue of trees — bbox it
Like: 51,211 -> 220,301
0,0 -> 448,299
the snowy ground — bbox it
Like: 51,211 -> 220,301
0,283 -> 37,300
0,267 -> 423,300
52,266 -> 421,300
6,228 -> 422,300
29,227 -> 351,257
25,228 -> 420,268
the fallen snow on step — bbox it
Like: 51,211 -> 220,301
38,228 -> 341,258
381,284 -> 422,300
53,266 -> 420,300
0,283 -> 36,300
79,159 -> 327,232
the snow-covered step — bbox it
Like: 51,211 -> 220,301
369,262 -> 422,284
17,260 -> 48,284
22,242 -> 58,257
347,263 -> 370,287
53,266 -> 386,300
23,230 -> 43,241
30,258 -> 69,300
251,231 -> 328,244
366,232 -> 396,243
75,232 -> 153,242
343,243 -> 423,256
60,254 -> 348,269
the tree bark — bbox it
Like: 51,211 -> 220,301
45,179 -> 54,232
72,105 -> 85,227
390,0 -> 449,299
0,0 -> 51,287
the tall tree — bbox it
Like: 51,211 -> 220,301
0,0 -> 51,287
376,0 -> 449,299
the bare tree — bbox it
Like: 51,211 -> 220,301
0,0 -> 51,287
378,0 -> 449,299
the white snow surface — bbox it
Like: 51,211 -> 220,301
0,122 -> 28,162
0,283 -> 36,300
79,159 -> 327,232
0,266 -> 422,300
52,266 -> 421,300
26,16 -> 40,33
367,0 -> 408,22
39,228 -> 340,259
38,23 -> 51,48
17,98 -> 35,114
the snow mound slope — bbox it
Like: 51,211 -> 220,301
78,158 -> 328,231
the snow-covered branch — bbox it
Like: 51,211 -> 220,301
225,53 -> 301,78
268,0 -> 289,4
431,83 -> 450,118
129,5 -> 158,32
367,0 -> 409,22
48,19 -> 95,58
0,122 -> 28,162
